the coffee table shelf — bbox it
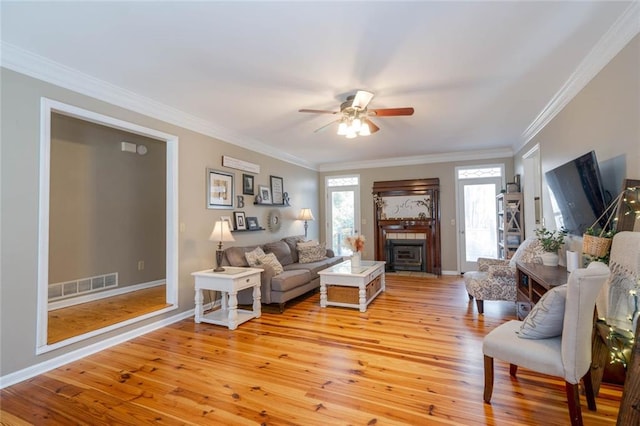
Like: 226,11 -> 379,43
318,260 -> 386,312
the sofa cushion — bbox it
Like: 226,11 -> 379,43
245,247 -> 265,267
285,256 -> 344,279
264,240 -> 294,266
225,245 -> 260,267
257,252 -> 284,275
298,244 -> 327,264
271,269 -> 311,292
281,236 -> 305,263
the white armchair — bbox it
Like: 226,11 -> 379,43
483,262 -> 611,425
464,237 -> 544,314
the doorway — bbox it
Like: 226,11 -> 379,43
37,99 -> 178,353
456,166 -> 504,273
326,175 -> 360,256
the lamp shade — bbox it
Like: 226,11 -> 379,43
209,220 -> 235,243
298,208 -> 315,221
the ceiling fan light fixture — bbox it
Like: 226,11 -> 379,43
351,117 -> 362,132
359,122 -> 371,136
337,121 -> 348,135
345,128 -> 357,139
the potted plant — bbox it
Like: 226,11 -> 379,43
534,227 -> 568,266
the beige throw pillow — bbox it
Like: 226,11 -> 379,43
517,284 -> 567,339
245,247 -> 266,267
257,252 -> 284,275
298,245 -> 327,264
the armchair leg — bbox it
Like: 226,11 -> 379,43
509,364 -> 518,377
565,381 -> 584,426
475,299 -> 484,314
483,355 -> 494,403
582,369 -> 597,411
468,292 -> 474,301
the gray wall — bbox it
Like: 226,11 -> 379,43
320,157 -> 514,273
50,113 -> 166,289
0,68 -> 318,376
514,34 -> 640,235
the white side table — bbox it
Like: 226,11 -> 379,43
191,267 -> 263,330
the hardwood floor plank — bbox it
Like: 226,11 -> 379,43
2,275 -> 621,425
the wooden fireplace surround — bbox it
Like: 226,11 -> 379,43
373,178 -> 441,275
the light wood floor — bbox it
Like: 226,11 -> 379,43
48,285 -> 169,344
2,275 -> 622,425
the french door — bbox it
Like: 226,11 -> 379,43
456,166 -> 504,272
326,175 -> 360,256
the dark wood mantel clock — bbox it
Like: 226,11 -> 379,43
373,178 -> 441,276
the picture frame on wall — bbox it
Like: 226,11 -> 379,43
220,215 -> 233,231
246,216 -> 259,230
270,175 -> 284,205
207,169 -> 234,209
258,185 -> 272,204
234,211 -> 247,230
242,173 -> 255,196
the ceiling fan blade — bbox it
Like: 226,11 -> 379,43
352,90 -> 375,110
313,119 -> 339,133
299,109 -> 339,114
370,107 -> 415,117
364,118 -> 380,134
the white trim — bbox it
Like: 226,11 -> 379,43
1,307 -> 193,389
319,148 -> 514,172
48,280 -> 164,311
37,98 -> 180,354
0,41 -> 315,171
520,2 -> 640,149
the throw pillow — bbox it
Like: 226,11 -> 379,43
298,245 -> 327,264
297,240 -> 319,250
517,284 -> 568,339
245,247 -> 266,267
263,240 -> 293,266
257,252 -> 284,275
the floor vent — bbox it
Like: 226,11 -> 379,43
49,273 -> 118,301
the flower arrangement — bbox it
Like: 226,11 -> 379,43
534,227 -> 568,253
345,234 -> 366,253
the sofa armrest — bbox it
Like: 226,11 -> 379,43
258,263 -> 276,304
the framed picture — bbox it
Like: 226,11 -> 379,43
258,185 -> 272,204
207,169 -> 234,209
220,215 -> 233,231
234,211 -> 247,230
270,175 -> 284,205
246,216 -> 259,230
242,173 -> 255,195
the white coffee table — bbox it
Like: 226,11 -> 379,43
318,260 -> 386,312
191,267 -> 263,330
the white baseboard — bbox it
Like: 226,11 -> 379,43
48,280 -> 165,311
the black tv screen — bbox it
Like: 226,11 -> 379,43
545,151 -> 607,236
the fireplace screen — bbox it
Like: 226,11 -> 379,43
387,239 -> 426,272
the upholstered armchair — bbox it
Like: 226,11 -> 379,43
482,261 -> 610,426
464,237 -> 544,314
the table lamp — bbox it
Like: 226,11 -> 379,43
298,208 -> 315,239
209,220 -> 235,272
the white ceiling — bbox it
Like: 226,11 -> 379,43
1,1 -> 636,170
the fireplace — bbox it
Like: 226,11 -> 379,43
386,238 -> 427,272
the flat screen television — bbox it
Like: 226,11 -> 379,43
545,151 -> 607,236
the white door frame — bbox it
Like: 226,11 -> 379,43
455,165 -> 505,273
325,175 -> 361,255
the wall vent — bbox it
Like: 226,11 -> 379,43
48,273 -> 118,301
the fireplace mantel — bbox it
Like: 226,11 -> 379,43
373,179 -> 441,275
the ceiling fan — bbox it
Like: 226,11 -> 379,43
299,90 -> 414,138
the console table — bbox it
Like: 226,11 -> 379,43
515,261 -> 568,320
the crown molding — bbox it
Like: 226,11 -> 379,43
0,41 -> 316,170
318,147 -> 514,172
519,2 -> 640,150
